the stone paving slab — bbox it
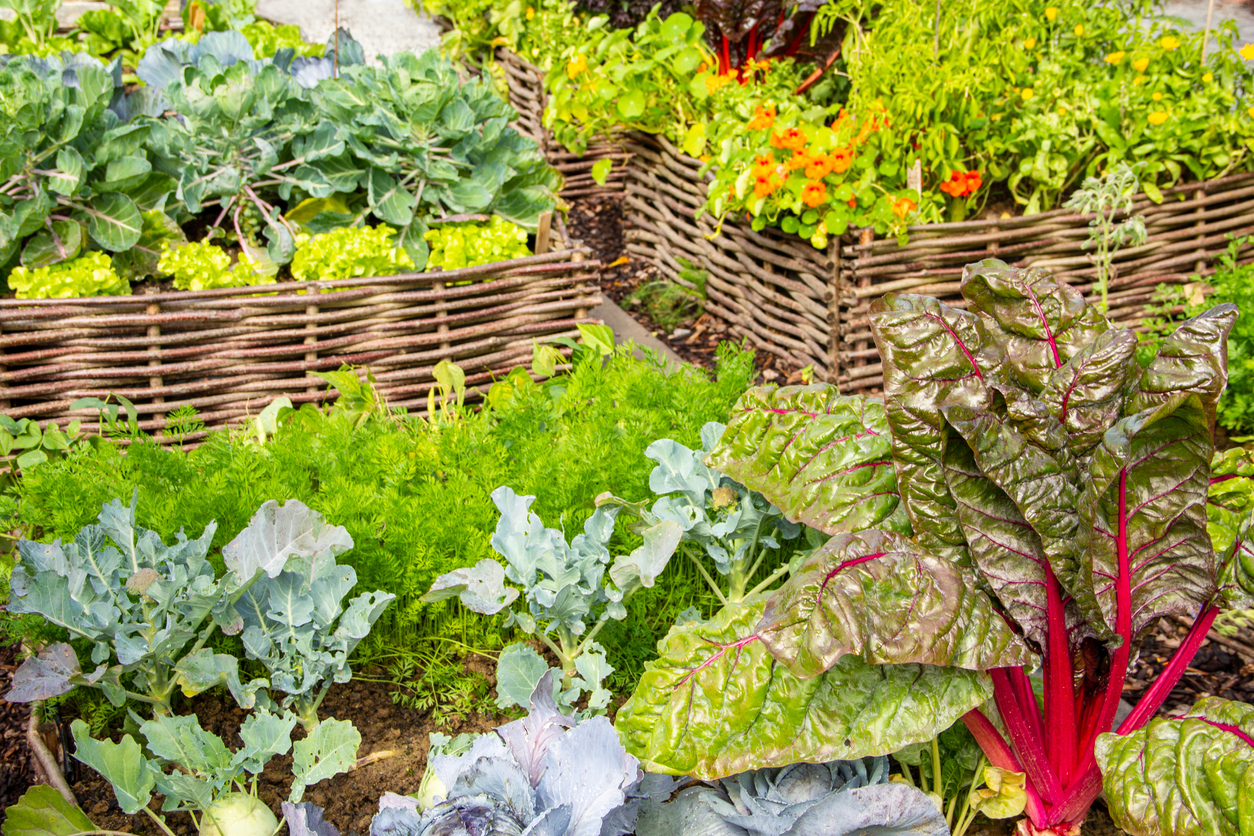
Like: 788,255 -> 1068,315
255,0 -> 441,63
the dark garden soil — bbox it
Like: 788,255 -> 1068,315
0,643 -> 36,815
565,196 -> 806,385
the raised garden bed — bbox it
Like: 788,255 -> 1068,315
0,221 -> 600,440
622,134 -> 1254,392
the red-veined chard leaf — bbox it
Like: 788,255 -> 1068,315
1208,449 -> 1254,609
755,529 -> 1034,677
1038,328 -> 1144,457
1129,305 -> 1239,424
615,594 -> 994,779
961,260 -> 1107,393
704,386 -> 909,536
868,293 -> 998,563
1096,696 -> 1254,836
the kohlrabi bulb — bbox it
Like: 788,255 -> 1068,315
199,792 -> 279,836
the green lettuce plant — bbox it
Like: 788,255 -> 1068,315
424,216 -> 530,271
422,485 -> 683,713
617,258 -> 1254,834
291,224 -> 414,282
6,250 -> 130,297
158,239 -> 274,291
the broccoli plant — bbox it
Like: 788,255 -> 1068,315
422,486 -> 682,713
617,259 -> 1254,835
599,421 -> 808,607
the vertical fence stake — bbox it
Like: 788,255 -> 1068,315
147,299 -> 164,433
305,285 -> 319,395
828,237 -> 842,387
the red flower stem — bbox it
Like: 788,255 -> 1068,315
963,709 -> 1048,827
721,34 -> 731,76
1047,765 -> 1103,826
784,13 -> 810,56
991,669 -> 1063,805
1042,564 -> 1078,785
1008,666 -> 1046,750
1117,604 -> 1219,735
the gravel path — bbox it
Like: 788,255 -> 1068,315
256,0 -> 441,62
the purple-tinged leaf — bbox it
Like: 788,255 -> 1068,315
7,642 -> 81,702
1096,696 -> 1254,836
283,802 -> 343,836
869,293 -> 998,562
615,594 -> 993,779
756,529 -> 1034,676
961,260 -> 1107,393
1038,329 -> 1143,457
704,386 -> 909,536
496,670 -> 575,787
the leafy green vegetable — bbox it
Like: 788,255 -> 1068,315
6,251 -> 129,298
291,224 -> 414,282
158,240 -> 275,291
424,216 -> 530,271
0,786 -> 96,836
1096,696 -> 1254,836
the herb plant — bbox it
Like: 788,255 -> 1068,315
1063,162 -> 1147,313
618,259 -> 1254,835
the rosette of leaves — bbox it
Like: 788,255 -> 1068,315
422,486 -> 682,713
76,0 -> 168,66
424,216 -> 531,271
4,494 -> 390,725
1095,696 -> 1254,836
0,0 -> 75,55
311,49 -> 559,268
144,56 -> 326,266
6,250 -> 130,297
636,757 -> 949,836
0,57 -> 173,272
618,258 -> 1254,834
372,671 -> 664,836
290,224 -> 415,283
600,421 -> 807,606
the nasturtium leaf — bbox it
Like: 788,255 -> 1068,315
1096,696 -> 1254,836
705,386 -> 909,536
616,595 -> 993,778
0,786 -> 97,836
756,529 -> 1034,676
616,90 -> 646,119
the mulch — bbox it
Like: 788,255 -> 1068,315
0,643 -> 35,816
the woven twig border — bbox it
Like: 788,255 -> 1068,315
0,222 -> 602,440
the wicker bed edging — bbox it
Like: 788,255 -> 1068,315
0,225 -> 601,442
622,132 -> 1254,393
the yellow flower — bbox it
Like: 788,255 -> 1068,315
704,73 -> 731,94
1045,6 -> 1058,20
1133,75 -> 1146,84
525,6 -> 534,18
566,53 -> 588,79
1021,87 -> 1035,101
1024,37 -> 1036,49
1074,24 -> 1084,36
1105,51 -> 1125,64
1203,72 -> 1213,82
1148,111 -> 1169,126
1248,105 -> 1254,118
1152,91 -> 1163,100
1241,43 -> 1254,61
1132,56 -> 1149,71
1057,104 -> 1067,115
1161,35 -> 1180,50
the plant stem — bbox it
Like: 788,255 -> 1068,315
745,563 -> 791,599
142,807 -> 178,836
688,550 -> 728,606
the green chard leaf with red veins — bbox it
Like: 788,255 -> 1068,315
1210,449 -> 1254,609
756,529 -> 1035,676
1096,696 -> 1254,836
615,593 -> 994,779
868,292 -> 998,563
704,386 -> 909,536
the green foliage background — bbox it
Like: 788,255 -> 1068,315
9,345 -> 757,691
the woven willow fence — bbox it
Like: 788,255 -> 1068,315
496,49 -> 630,201
0,222 -> 601,442
622,133 -> 1254,392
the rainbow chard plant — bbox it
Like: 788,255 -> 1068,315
617,259 -> 1254,835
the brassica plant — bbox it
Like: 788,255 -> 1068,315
370,671 -> 667,836
636,757 -> 949,836
422,486 -> 681,712
600,421 -> 806,606
617,259 -> 1254,835
6,495 -> 392,726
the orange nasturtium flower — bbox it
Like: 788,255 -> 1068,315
526,6 -> 535,19
1161,35 -> 1180,51
788,149 -> 814,171
1148,111 -> 1169,126
770,128 -> 807,151
754,173 -> 783,198
567,54 -> 588,79
748,104 -> 776,131
892,197 -> 917,219
801,182 -> 827,207
847,195 -> 857,208
1132,56 -> 1150,71
751,154 -> 776,178
805,153 -> 837,179
830,147 -> 853,173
